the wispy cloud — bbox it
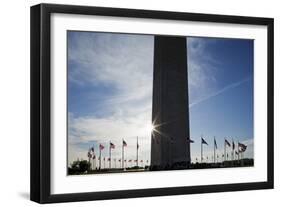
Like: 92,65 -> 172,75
187,37 -> 222,104
68,32 -> 153,164
189,77 -> 252,108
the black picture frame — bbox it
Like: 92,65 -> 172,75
30,3 -> 274,204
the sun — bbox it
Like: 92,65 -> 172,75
144,122 -> 156,134
148,123 -> 155,133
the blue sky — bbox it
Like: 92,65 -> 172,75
187,37 -> 253,162
67,31 -> 253,166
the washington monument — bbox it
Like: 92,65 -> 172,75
151,35 -> 190,170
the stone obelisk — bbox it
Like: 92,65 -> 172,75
150,35 -> 190,170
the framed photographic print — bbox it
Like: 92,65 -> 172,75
30,3 -> 274,203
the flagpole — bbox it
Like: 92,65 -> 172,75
237,140 -> 240,163
136,136 -> 139,167
91,156 -> 93,170
224,138 -> 226,163
109,141 -> 111,169
201,136 -> 203,163
91,156 -> 93,171
122,139 -> 124,169
241,150 -> 244,166
99,146 -> 101,170
88,150 -> 91,171
214,136 -> 216,163
232,139 -> 234,161
236,140 -> 238,161
93,156 -> 96,170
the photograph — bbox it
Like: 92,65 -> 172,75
30,3 -> 273,203
67,31 -> 254,175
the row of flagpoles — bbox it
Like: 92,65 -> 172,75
198,136 -> 247,163
87,137 -> 147,170
86,136 -> 248,170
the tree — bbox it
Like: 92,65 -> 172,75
68,160 -> 90,175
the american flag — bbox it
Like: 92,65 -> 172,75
187,138 -> 194,143
90,146 -> 94,152
225,139 -> 231,147
110,142 -> 115,149
87,151 -> 92,158
238,142 -> 247,152
99,144 -> 105,150
201,137 -> 208,145
214,138 -> 217,149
